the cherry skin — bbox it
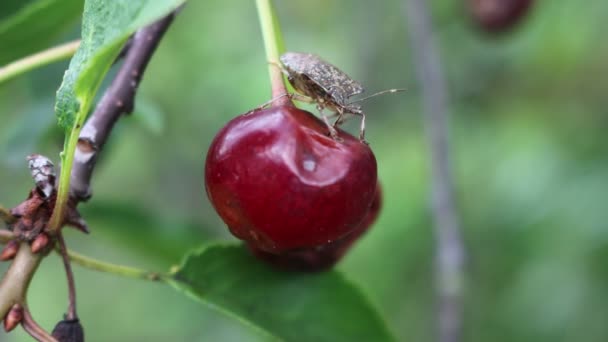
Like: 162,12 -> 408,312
467,0 -> 533,33
249,184 -> 383,272
205,105 -> 377,253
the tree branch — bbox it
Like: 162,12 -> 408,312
53,8 -> 181,326
0,230 -> 15,244
69,11 -> 179,201
0,8 -> 181,334
0,244 -> 43,320
56,233 -> 78,320
0,205 -> 16,224
67,249 -> 168,282
404,1 -> 466,342
22,306 -> 58,342
0,40 -> 80,85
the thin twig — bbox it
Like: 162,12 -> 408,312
404,1 -> 466,342
0,7 -> 182,333
70,11 -> 179,201
51,7 -> 181,328
0,205 -> 16,224
0,244 -> 43,321
0,229 -> 15,243
21,306 -> 58,342
67,249 -> 168,282
56,233 -> 78,320
0,40 -> 80,85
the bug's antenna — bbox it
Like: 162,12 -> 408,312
349,88 -> 406,104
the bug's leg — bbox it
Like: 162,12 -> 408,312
290,93 -> 315,104
318,105 -> 339,140
247,93 -> 291,113
359,112 -> 367,142
346,109 -> 367,143
327,112 -> 340,122
333,109 -> 346,127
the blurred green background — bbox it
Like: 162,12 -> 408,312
1,0 -> 608,341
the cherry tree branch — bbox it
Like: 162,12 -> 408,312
22,306 -> 58,342
0,9 -> 181,339
0,40 -> 80,85
55,8 -> 180,328
56,234 -> 78,320
0,230 -> 15,243
404,1 -> 466,342
0,206 -> 16,224
0,244 -> 43,321
69,11 -> 179,201
67,249 -> 169,282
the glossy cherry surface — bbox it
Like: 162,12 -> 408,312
205,105 -> 377,253
249,184 -> 383,271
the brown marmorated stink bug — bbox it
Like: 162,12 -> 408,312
276,52 -> 404,142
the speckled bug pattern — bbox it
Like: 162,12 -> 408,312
280,52 -> 364,108
279,52 -> 368,141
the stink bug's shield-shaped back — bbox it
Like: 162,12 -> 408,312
278,52 -> 404,142
279,52 -> 365,107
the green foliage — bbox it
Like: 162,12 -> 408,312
54,0 -> 185,131
0,0 -> 83,65
1,0 -> 608,341
51,0 -> 187,240
170,244 -> 395,342
0,1 -> 34,21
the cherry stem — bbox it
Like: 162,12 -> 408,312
56,234 -> 78,320
21,306 -> 57,342
255,0 -> 291,106
0,40 -> 80,85
67,249 -> 170,282
405,0 -> 466,342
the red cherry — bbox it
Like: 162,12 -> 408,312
249,183 -> 383,271
205,105 -> 377,253
467,0 -> 533,33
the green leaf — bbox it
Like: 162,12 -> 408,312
169,244 -> 395,342
55,0 -> 185,131
0,1 -> 34,21
0,0 -> 83,64
50,0 -> 185,232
